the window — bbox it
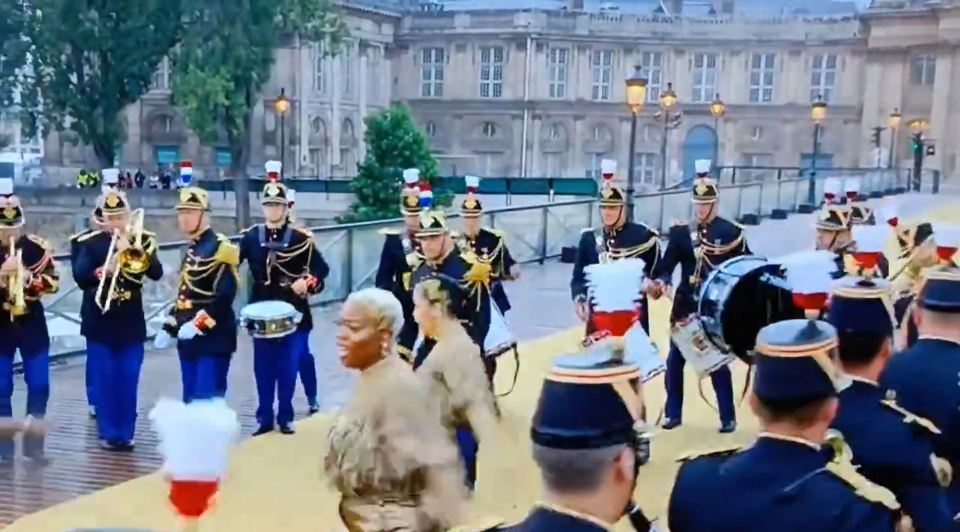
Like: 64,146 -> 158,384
633,153 -> 658,185
692,53 -> 717,103
341,50 -> 353,99
591,50 -> 613,101
749,53 -> 775,103
548,48 -> 568,99
425,121 -> 437,138
751,126 -> 763,140
810,53 -> 836,103
313,43 -> 326,94
311,116 -> 323,134
368,47 -> 381,103
481,121 -> 497,138
479,46 -> 504,99
585,153 -> 603,179
642,125 -> 657,142
591,124 -> 611,140
309,148 -> 326,178
151,57 -> 171,91
421,47 -> 444,98
548,123 -> 562,139
639,51 -> 662,103
911,54 -> 936,86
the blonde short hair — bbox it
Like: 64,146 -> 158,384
345,288 -> 404,339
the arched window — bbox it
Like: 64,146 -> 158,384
482,121 -> 498,138
340,118 -> 356,175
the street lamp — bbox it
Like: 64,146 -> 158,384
624,65 -> 648,223
887,107 -> 901,169
908,118 -> 929,192
710,93 -> 726,176
805,95 -> 828,208
658,82 -> 678,190
274,87 -> 291,179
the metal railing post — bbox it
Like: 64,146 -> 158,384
539,205 -> 549,265
343,229 -> 354,298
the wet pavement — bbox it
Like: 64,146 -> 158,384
0,191 -> 953,526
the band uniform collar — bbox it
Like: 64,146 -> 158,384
846,374 -> 879,387
757,432 -> 821,452
534,501 -> 615,531
604,219 -> 625,236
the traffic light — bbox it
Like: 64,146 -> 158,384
870,126 -> 884,148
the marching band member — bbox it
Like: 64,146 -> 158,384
0,178 -> 59,460
73,170 -> 163,451
813,179 -> 892,277
239,161 -> 328,435
375,168 -> 424,363
892,221 -> 946,350
409,194 -> 491,369
669,319 -> 904,531
457,175 -> 519,383
286,186 -> 321,414
881,265 -> 960,516
412,274 -> 499,491
461,343 -> 659,531
845,177 -> 876,226
571,159 -> 661,334
71,203 -> 104,419
660,160 -> 744,433
153,182 -> 239,404
326,288 -> 466,530
826,274 -> 956,530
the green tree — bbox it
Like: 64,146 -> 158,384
171,0 -> 346,229
339,104 -> 445,223
13,0 -> 181,169
0,1 -> 29,109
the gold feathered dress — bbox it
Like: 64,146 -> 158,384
415,322 -> 499,491
324,354 -> 467,531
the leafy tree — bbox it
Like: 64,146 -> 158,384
14,0 -> 181,169
339,104 -> 446,223
171,0 -> 346,229
0,1 -> 29,109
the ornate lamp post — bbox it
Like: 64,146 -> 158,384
274,88 -> 291,179
658,82 -> 678,190
887,107 -> 902,169
624,65 -> 648,223
709,93 -> 726,176
805,95 -> 828,208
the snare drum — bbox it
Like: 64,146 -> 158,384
484,300 -> 517,358
698,255 -> 802,363
671,318 -> 735,376
240,301 -> 302,339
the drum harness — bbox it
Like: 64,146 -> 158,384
258,225 -> 314,289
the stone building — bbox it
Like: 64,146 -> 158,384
35,0 -> 960,184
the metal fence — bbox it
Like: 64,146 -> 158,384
38,168 -> 907,360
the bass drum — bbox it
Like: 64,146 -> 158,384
698,255 -> 803,364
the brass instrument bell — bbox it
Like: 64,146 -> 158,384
5,237 -> 27,318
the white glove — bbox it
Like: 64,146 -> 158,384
153,329 -> 173,350
177,321 -> 202,340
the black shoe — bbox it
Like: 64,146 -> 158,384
279,423 -> 295,435
100,439 -> 130,452
308,403 -> 320,416
662,418 -> 682,430
252,425 -> 274,437
719,421 -> 737,434
636,438 -> 651,466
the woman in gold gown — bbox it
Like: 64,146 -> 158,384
412,275 -> 500,491
325,288 -> 467,531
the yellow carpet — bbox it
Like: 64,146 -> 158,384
11,199 -> 960,531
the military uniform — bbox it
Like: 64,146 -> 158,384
70,204 -> 104,418
0,179 -> 58,459
881,266 -> 960,516
375,168 -> 424,362
73,180 -> 163,450
159,187 -> 239,403
239,168 -> 329,435
891,222 -> 937,348
662,164 -> 741,432
816,203 -> 890,279
669,319 -> 904,532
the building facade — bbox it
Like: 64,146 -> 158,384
36,0 -> 960,184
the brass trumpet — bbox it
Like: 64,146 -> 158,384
3,237 -> 27,320
96,209 -> 150,312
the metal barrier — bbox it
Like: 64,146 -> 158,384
38,168 -> 906,361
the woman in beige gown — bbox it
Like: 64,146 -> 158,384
412,275 -> 500,491
325,288 -> 467,531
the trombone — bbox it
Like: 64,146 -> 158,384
95,208 -> 150,312
3,237 -> 27,320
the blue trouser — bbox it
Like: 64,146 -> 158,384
86,346 -> 98,412
664,342 -> 735,425
456,426 -> 479,491
88,341 -> 143,443
296,335 -> 318,405
179,353 -> 230,403
0,346 -> 50,459
254,331 -> 302,427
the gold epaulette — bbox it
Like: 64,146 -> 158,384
448,517 -> 508,532
824,459 -> 900,510
27,234 -> 52,251
676,444 -> 741,463
464,257 -> 493,284
639,221 -> 660,237
214,235 -> 240,266
378,227 -> 401,236
881,399 -> 942,435
292,225 -> 314,238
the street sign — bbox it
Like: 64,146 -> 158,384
926,145 -> 936,156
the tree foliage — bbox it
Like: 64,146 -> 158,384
0,1 -> 29,109
339,105 -> 445,223
171,0 -> 346,228
14,0 -> 181,168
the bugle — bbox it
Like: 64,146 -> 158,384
3,237 -> 27,320
96,209 -> 150,312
